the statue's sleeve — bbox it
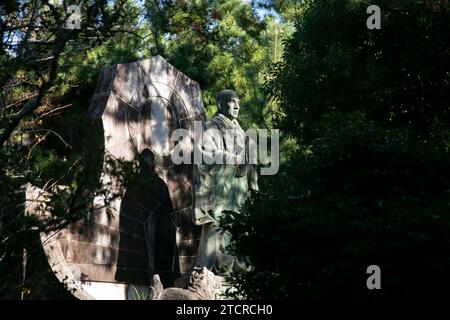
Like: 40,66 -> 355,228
200,127 -> 238,164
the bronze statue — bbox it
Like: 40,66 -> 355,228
194,90 -> 258,273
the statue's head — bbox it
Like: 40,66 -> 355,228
216,90 -> 240,120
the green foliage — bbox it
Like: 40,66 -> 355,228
266,0 -> 449,144
222,112 -> 450,299
221,0 -> 450,299
127,285 -> 150,300
145,0 -> 292,128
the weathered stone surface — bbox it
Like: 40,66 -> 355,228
150,267 -> 222,300
28,56 -> 205,299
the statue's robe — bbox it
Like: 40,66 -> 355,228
194,112 -> 258,271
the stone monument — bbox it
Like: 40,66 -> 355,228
26,56 -> 206,299
26,58 -> 257,300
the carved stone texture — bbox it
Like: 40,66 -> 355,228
29,56 -> 205,299
89,56 -> 206,284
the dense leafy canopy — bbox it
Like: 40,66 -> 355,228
222,0 -> 450,299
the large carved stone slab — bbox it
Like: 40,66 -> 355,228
28,56 -> 205,299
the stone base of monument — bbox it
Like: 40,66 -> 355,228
172,273 -> 237,300
148,267 -> 235,300
81,282 -> 124,300
126,284 -> 152,300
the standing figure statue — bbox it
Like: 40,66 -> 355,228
194,90 -> 258,273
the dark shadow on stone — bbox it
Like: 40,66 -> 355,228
115,148 -> 179,287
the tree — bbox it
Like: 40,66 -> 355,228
141,0 -> 291,128
221,0 -> 450,299
266,0 -> 449,144
0,0 -> 142,299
